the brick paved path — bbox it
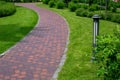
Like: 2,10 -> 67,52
0,3 -> 68,80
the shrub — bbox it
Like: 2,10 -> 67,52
99,6 -> 105,10
68,2 -> 78,12
114,26 -> 120,39
63,0 -> 71,7
81,4 -> 88,9
111,6 -> 117,12
72,0 -> 78,3
42,0 -> 50,4
96,31 -> 120,80
89,4 -> 99,11
110,14 -> 120,23
56,1 -> 65,9
0,1 -> 6,4
23,0 -> 32,2
78,4 -> 82,8
79,0 -> 87,3
105,13 -> 112,21
99,13 -> 106,20
116,15 -> 120,23
99,13 -> 112,21
0,1 -> 16,17
48,0 -> 55,8
76,8 -> 84,16
111,14 -> 118,22
87,12 -> 94,18
80,10 -> 88,17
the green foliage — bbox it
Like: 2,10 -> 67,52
99,13 -> 120,23
0,1 -> 16,17
48,0 -> 55,8
109,1 -> 119,8
81,4 -> 88,9
98,13 -> 112,21
4,0 -> 39,2
105,13 -> 112,21
99,13 -> 107,20
88,4 -> 99,11
62,0 -> 71,7
71,0 -> 78,3
111,14 -> 118,22
111,6 -> 117,12
80,10 -> 88,17
114,26 -> 120,40
115,15 -> 120,23
23,0 -> 32,2
56,1 -> 65,9
79,0 -> 88,3
109,1 -> 117,13
110,14 -> 120,23
96,28 -> 120,80
87,12 -> 94,18
42,0 -> 50,4
68,2 -> 78,12
75,8 -> 84,16
76,8 -> 93,17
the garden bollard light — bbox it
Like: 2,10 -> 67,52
92,14 -> 100,61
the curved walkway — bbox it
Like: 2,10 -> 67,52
0,3 -> 69,80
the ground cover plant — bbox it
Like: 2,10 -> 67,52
0,6 -> 38,54
37,3 -> 120,80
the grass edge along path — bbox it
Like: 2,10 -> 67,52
37,3 -> 120,80
0,6 -> 38,54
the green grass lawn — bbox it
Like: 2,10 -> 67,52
37,4 -> 119,80
0,6 -> 38,54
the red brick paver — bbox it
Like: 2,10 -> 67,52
0,3 -> 68,80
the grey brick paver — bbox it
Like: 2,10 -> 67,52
0,3 -> 68,80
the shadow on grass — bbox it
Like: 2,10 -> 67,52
0,24 -> 33,42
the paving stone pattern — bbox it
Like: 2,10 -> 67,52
0,3 -> 68,80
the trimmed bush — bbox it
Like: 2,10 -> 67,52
80,10 -> 88,17
23,0 -> 32,2
0,1 -> 16,17
48,0 -> 55,8
89,4 -> 99,11
68,2 -> 78,12
72,0 -> 78,3
111,7 -> 117,12
81,4 -> 88,9
116,15 -> 120,23
76,8 -> 84,16
42,0 -> 50,4
111,14 -> 118,22
99,13 -> 106,20
105,13 -> 112,21
56,1 -> 65,9
0,1 -> 6,3
87,12 -> 94,18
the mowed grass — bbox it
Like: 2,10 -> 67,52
0,6 -> 38,54
37,4 -> 119,80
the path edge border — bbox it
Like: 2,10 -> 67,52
0,4 -> 40,58
50,10 -> 70,80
